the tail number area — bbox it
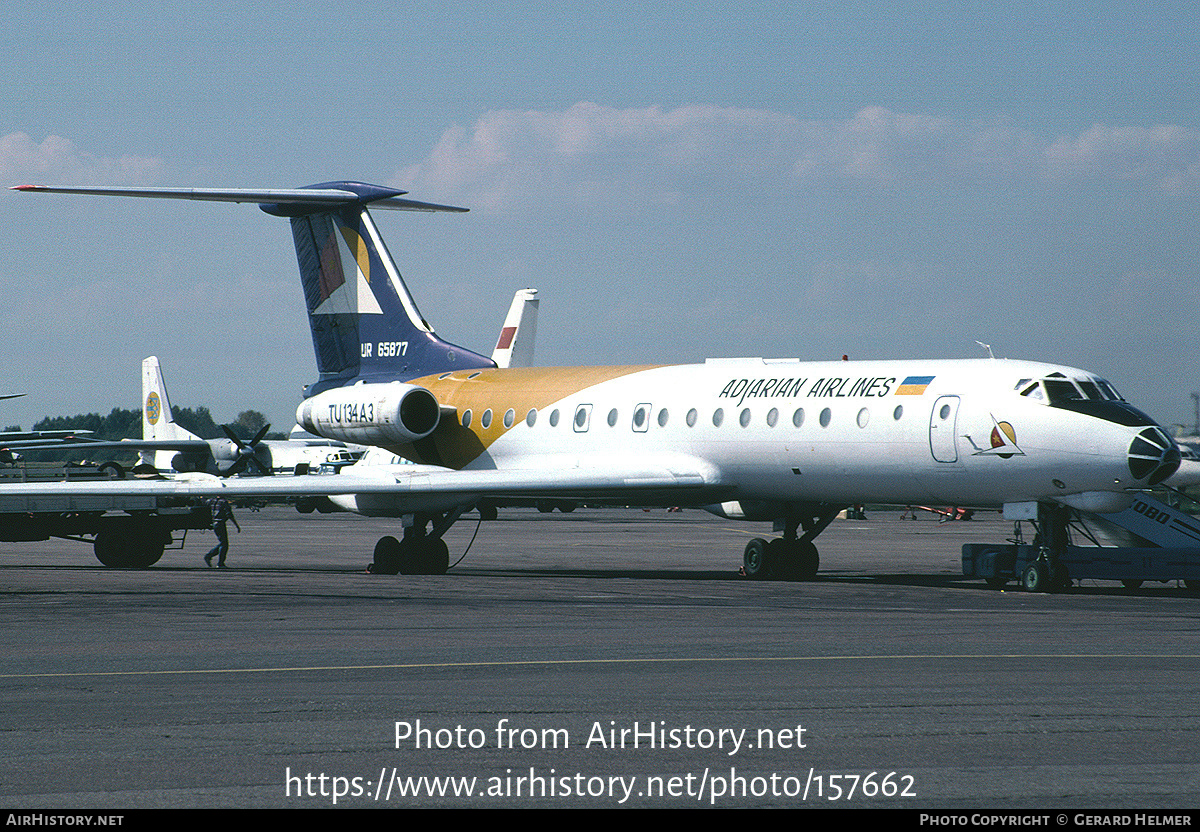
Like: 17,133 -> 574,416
361,341 -> 409,358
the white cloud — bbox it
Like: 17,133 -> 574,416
395,104 -> 1200,211
0,132 -> 164,185
394,102 -> 801,211
1042,123 -> 1198,189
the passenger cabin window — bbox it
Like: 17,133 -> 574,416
574,405 -> 592,432
633,404 -> 650,432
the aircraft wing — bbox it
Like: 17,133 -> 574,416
0,456 -> 726,510
8,439 -> 212,452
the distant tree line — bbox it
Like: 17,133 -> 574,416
29,407 -> 280,440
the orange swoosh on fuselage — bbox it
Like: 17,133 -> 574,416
400,365 -> 662,468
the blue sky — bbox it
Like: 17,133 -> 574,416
2,1 -> 1197,432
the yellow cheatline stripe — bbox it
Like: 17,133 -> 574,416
4,653 -> 1197,680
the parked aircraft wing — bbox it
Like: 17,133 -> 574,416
0,455 -> 723,513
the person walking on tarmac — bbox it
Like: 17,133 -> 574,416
204,497 -> 241,568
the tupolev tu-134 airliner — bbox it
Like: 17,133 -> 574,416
7,182 -> 1183,589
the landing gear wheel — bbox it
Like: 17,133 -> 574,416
413,538 -> 450,575
371,536 -> 403,575
1121,579 -> 1144,589
1021,561 -> 1051,593
1049,561 -> 1071,591
794,540 -> 819,580
769,539 -> 801,581
742,538 -> 771,580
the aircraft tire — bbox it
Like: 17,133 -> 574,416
742,538 -> 771,580
768,539 -> 798,581
1049,561 -> 1070,591
413,538 -> 450,575
1021,562 -> 1051,593
371,536 -> 403,575
792,537 -> 820,578
1121,579 -> 1144,589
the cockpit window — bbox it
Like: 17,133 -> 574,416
1076,379 -> 1103,401
1096,379 -> 1124,401
1042,379 -> 1082,406
1019,381 -> 1044,400
1022,374 -> 1153,427
1019,373 -> 1144,423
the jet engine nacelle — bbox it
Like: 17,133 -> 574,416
296,382 -> 441,447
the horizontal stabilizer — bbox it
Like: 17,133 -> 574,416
11,183 -> 468,215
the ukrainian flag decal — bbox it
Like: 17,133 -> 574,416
896,375 -> 935,395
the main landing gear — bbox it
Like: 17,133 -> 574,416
742,505 -> 841,581
368,507 -> 468,575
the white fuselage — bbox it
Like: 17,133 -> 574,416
324,357 -> 1165,516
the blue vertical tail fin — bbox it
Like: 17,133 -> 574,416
273,186 -> 495,394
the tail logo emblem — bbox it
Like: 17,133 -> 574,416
309,225 -> 382,316
145,392 -> 161,425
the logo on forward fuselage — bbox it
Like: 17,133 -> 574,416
965,416 -> 1024,458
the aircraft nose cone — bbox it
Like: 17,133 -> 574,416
1128,426 -> 1181,485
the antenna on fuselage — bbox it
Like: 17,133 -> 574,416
975,341 -> 996,360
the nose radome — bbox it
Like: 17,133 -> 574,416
1128,427 -> 1181,485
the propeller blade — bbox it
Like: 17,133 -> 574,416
220,424 -> 247,450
